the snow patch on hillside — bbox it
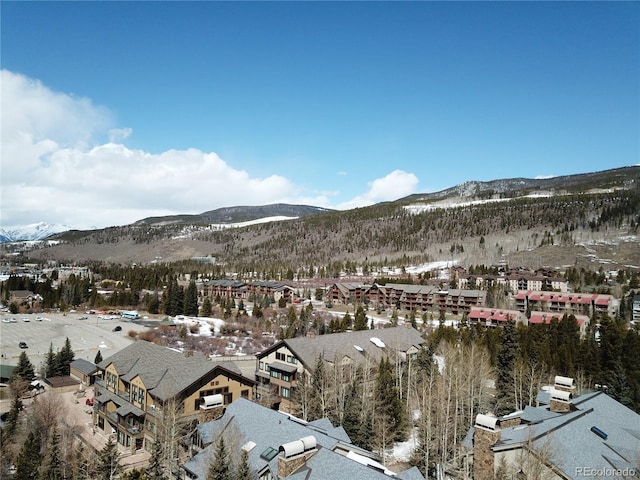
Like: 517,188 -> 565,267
209,216 -> 298,230
404,192 -> 555,214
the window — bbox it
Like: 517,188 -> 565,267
287,355 -> 297,364
106,372 -> 117,390
275,352 -> 286,361
138,388 -> 145,405
281,373 -> 290,382
281,387 -> 290,398
259,361 -> 264,370
131,385 -> 138,402
260,447 -> 278,461
241,389 -> 249,398
270,370 -> 279,379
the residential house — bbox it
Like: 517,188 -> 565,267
8,290 -> 43,309
94,340 -> 256,454
255,326 -> 424,413
182,397 -> 425,480
463,376 -> 640,480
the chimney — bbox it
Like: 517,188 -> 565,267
473,414 -> 501,480
277,436 -> 317,479
549,376 -> 575,413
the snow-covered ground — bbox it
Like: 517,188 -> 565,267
172,314 -> 226,336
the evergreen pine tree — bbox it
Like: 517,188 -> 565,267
94,350 -> 103,365
38,425 -> 63,480
147,293 -> 160,315
495,320 -> 517,416
45,343 -> 58,378
207,436 -> 230,480
184,280 -> 198,316
235,449 -> 251,480
58,337 -> 75,375
200,296 -> 212,317
341,312 -> 352,331
354,305 -> 368,331
252,303 -> 263,320
14,430 -> 42,480
375,357 -> 409,442
96,438 -> 121,480
12,351 -> 36,382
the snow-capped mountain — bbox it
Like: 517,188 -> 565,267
0,222 -> 71,243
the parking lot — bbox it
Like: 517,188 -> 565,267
0,312 -> 151,369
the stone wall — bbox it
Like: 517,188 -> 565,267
473,427 -> 501,480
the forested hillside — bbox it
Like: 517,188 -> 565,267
20,181 -> 640,275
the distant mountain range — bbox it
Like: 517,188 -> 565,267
0,222 -> 72,243
133,203 -> 333,227
0,205 -> 331,243
2,167 -> 639,254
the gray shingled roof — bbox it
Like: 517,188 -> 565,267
278,326 -> 424,370
98,340 -> 244,402
466,391 -> 640,480
70,358 -> 98,375
183,398 -> 424,480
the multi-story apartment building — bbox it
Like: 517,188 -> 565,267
514,290 -> 618,318
255,326 -> 424,413
326,282 -> 487,316
94,340 -> 256,454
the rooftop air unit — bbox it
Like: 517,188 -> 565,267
200,394 -> 224,410
550,388 -> 572,403
279,436 -> 317,458
554,376 -> 575,389
474,414 -> 499,431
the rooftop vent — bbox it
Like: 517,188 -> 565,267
242,441 -> 256,452
590,426 -> 608,440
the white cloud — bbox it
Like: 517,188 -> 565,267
336,170 -> 419,210
0,70 -> 419,229
0,71 -> 334,229
108,127 -> 132,143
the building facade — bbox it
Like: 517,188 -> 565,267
94,340 -> 256,454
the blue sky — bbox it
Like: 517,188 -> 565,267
1,1 -> 638,229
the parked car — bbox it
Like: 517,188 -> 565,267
78,316 -> 88,320
112,326 -> 122,332
19,342 -> 28,349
